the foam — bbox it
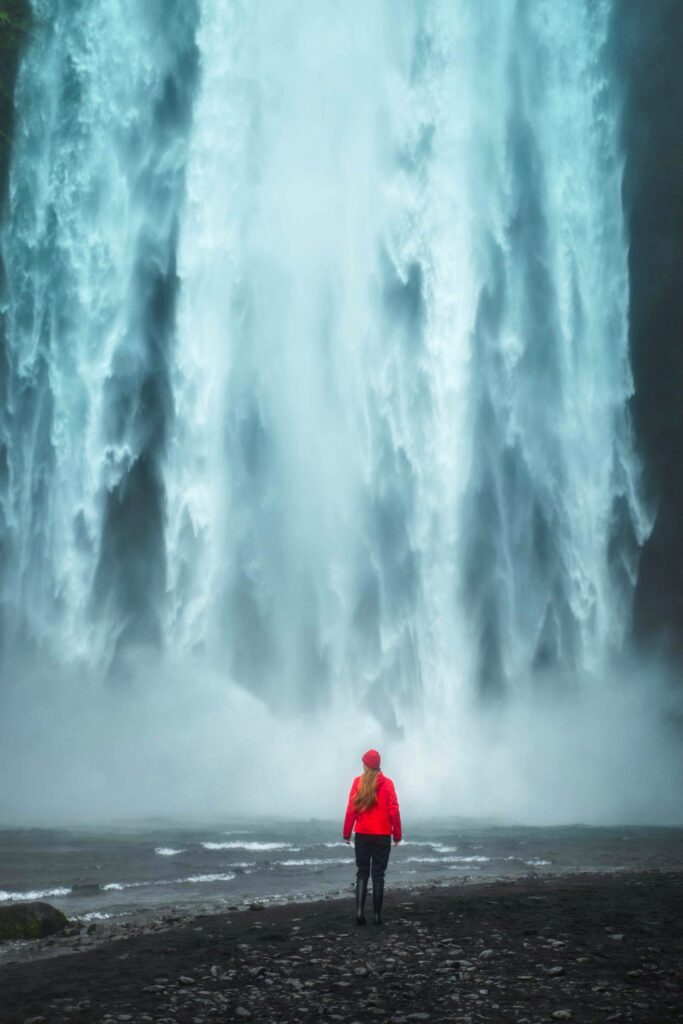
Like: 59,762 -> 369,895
201,841 -> 299,851
0,886 -> 70,903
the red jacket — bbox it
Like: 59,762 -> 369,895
343,772 -> 402,842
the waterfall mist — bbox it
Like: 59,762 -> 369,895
1,0 -> 681,826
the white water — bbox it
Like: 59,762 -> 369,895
1,1 -> 678,826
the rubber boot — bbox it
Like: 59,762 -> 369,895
372,879 -> 384,925
355,875 -> 368,925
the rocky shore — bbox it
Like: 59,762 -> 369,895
0,870 -> 681,1024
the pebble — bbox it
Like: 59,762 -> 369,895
5,875 -> 677,1024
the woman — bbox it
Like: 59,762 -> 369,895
343,749 -> 402,925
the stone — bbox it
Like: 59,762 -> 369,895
551,1013 -> 573,1021
546,966 -> 565,976
178,975 -> 196,986
70,882 -> 101,896
0,902 -> 69,942
353,966 -> 369,976
479,949 -> 495,959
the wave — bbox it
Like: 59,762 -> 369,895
505,856 -> 553,866
0,886 -> 70,903
402,840 -> 447,848
202,841 -> 299,851
274,858 -> 353,867
186,873 -> 236,883
404,855 -> 490,864
103,872 -> 236,891
103,881 -> 145,891
154,847 -> 186,856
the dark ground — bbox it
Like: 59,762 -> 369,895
0,870 -> 681,1024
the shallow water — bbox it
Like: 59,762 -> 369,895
1,819 -> 681,929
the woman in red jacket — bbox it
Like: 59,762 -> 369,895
343,749 -> 402,925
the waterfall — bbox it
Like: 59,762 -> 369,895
1,0 -> 648,728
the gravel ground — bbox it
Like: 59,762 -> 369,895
0,870 -> 681,1024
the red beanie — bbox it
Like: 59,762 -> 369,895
362,749 -> 381,770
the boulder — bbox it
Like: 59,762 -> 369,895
70,882 -> 101,896
0,901 -> 69,941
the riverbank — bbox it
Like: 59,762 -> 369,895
0,869 -> 681,1023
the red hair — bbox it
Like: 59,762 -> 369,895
353,765 -> 379,812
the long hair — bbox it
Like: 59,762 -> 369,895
353,765 -> 379,812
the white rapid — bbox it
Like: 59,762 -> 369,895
1,1 -> 669,824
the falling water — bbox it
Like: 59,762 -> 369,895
0,0 -> 664,822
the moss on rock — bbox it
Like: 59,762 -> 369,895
0,901 -> 69,941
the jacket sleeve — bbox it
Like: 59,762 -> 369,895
388,780 -> 402,842
343,778 -> 359,840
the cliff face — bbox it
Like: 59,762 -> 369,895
614,1 -> 683,662
0,0 -> 31,203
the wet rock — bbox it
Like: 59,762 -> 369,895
178,975 -> 196,986
551,1012 -> 573,1021
0,901 -> 69,942
70,882 -> 102,896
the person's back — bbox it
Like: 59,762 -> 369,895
343,749 -> 402,925
344,771 -> 401,840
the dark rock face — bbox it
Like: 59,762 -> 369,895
0,0 -> 31,203
613,1 -> 683,661
0,901 -> 69,942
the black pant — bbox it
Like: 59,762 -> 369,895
354,833 -> 391,885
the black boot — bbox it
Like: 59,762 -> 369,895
355,875 -> 368,925
372,879 -> 384,925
